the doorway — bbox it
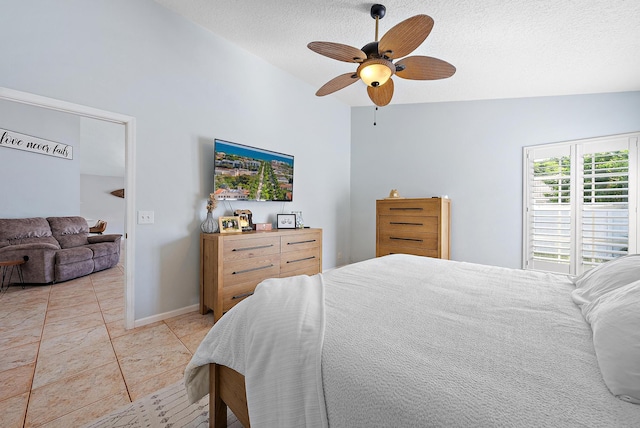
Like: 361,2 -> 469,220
0,87 -> 136,329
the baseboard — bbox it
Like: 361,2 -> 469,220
133,304 -> 200,328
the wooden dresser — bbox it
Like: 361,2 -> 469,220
376,198 -> 450,259
200,228 -> 322,322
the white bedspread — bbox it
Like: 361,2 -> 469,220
186,254 -> 640,427
321,255 -> 640,427
185,274 -> 328,428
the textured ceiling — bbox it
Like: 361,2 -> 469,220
153,0 -> 640,106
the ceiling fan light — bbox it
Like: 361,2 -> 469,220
357,59 -> 393,87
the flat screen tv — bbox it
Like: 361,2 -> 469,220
213,139 -> 294,201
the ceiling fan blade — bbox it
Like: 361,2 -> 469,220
395,56 -> 456,80
378,15 -> 434,59
367,78 -> 394,106
308,41 -> 367,63
316,72 -> 360,96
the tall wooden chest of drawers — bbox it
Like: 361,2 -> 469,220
376,198 -> 450,259
200,228 -> 322,322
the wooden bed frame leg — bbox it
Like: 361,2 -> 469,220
210,363 -> 228,428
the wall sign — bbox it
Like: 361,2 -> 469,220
0,128 -> 73,160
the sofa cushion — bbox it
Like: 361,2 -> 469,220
55,246 -> 93,265
94,252 -> 120,272
47,216 -> 90,249
56,259 -> 94,282
86,242 -> 119,258
0,217 -> 60,249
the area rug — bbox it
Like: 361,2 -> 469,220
83,380 -> 241,428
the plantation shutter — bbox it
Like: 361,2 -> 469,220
580,138 -> 633,271
525,145 -> 573,274
524,133 -> 638,275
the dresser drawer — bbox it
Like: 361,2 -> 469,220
280,247 -> 321,275
221,280 -> 261,312
377,245 -> 439,258
377,199 -> 441,217
378,231 -> 439,252
280,232 -> 321,253
222,255 -> 280,285
222,235 -> 281,261
221,254 -> 280,312
378,214 -> 439,234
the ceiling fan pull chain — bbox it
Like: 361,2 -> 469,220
373,106 -> 378,126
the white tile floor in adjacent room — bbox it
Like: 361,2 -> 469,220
0,259 -> 215,428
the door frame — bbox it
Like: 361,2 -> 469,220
0,87 -> 136,329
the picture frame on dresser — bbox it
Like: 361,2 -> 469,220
276,213 -> 296,229
234,209 -> 253,231
219,216 -> 242,233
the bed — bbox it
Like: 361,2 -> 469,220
185,254 -> 640,427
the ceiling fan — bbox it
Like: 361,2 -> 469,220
308,4 -> 456,107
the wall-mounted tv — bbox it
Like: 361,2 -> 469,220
213,139 -> 294,202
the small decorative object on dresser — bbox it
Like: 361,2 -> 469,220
276,213 -> 296,229
387,189 -> 401,198
376,197 -> 450,259
200,193 -> 218,233
234,209 -> 253,231
200,228 -> 323,322
291,211 -> 304,228
201,212 -> 217,234
218,216 -> 242,233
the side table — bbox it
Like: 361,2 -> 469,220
0,256 -> 28,292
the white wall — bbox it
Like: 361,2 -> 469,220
80,174 -> 125,236
0,100 -> 81,217
80,117 -> 125,178
0,0 -> 351,320
350,92 -> 640,268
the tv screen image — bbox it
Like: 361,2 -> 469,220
213,139 -> 294,202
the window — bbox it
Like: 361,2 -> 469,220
523,133 -> 639,275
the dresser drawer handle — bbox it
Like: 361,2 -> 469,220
389,207 -> 423,211
287,256 -> 316,264
231,291 -> 254,300
389,237 -> 424,242
232,264 -> 274,275
390,222 -> 424,226
232,244 -> 274,252
287,239 -> 317,245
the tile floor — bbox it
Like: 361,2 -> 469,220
0,261 -> 214,428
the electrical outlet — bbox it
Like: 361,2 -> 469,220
137,210 -> 154,224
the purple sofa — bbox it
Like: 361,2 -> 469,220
0,216 -> 121,284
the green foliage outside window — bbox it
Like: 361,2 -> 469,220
533,150 -> 628,203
